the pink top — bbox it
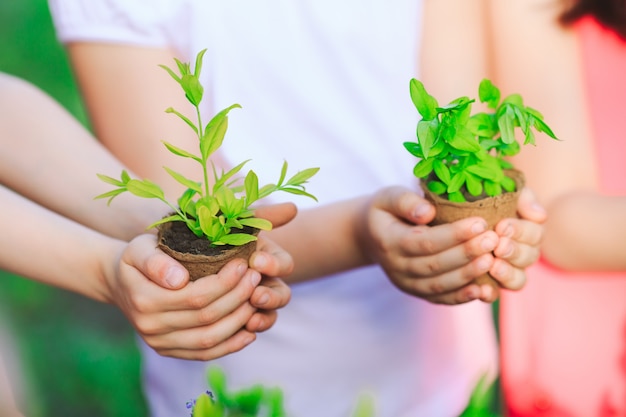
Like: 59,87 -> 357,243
500,16 -> 626,417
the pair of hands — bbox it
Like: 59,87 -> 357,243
105,204 -> 296,361
360,186 -> 546,304
106,187 -> 545,361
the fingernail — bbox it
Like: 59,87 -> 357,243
532,202 -> 547,215
256,293 -> 270,306
243,334 -> 255,347
237,261 -> 248,275
165,266 -> 185,288
481,236 -> 497,251
252,253 -> 267,269
472,221 -> 487,234
413,203 -> 431,218
249,271 -> 262,287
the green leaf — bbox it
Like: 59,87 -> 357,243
158,64 -> 181,83
351,393 -> 376,417
202,104 -> 242,160
465,164 -> 500,181
162,141 -> 202,162
447,171 -> 466,194
409,78 -> 438,120
478,79 -> 500,109
177,188 -> 198,212
232,386 -> 264,414
266,387 -> 287,417
181,74 -> 203,106
501,174 -> 517,192
497,105 -> 516,144
192,392 -> 222,417
213,160 -> 249,193
218,233 -> 258,246
286,167 -> 320,186
465,173 -> 483,196
274,160 -> 288,187
164,107 -> 198,134
244,171 -> 260,206
432,159 -> 450,185
447,126 -> 481,152
412,157 -> 434,179
126,179 -> 166,200
426,180 -> 447,195
240,217 -> 273,231
416,119 -> 437,158
403,141 -> 424,158
193,48 -> 208,77
146,215 -> 185,230
448,191 -> 466,202
163,166 -> 202,193
484,180 -> 502,196
93,188 -> 126,204
96,172 -> 126,187
277,187 -> 319,201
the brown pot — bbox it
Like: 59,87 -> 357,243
157,221 -> 259,281
420,169 -> 525,296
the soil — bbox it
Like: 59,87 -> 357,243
158,220 -> 257,256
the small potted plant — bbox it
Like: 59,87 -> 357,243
403,78 -> 558,292
96,50 -> 319,280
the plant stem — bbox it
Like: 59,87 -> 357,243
195,104 -> 211,199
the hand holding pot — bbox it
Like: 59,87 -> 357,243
489,187 -> 546,291
356,186 -> 544,304
108,233 -> 281,361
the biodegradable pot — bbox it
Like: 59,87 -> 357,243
420,169 -> 525,294
157,221 -> 259,281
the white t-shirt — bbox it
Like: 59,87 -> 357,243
49,1 -> 498,416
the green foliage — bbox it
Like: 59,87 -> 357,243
459,373 -> 501,417
404,78 -> 558,202
188,367 -> 378,417
96,49 -> 319,246
188,367 -> 287,417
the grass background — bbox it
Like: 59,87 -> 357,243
0,1 -> 148,416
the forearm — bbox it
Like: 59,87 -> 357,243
542,192 -> 626,271
0,185 -> 121,303
0,73 -> 166,240
267,196 -> 372,283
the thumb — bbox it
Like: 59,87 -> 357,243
253,202 -> 297,228
125,234 -> 190,290
517,187 -> 548,224
374,186 -> 436,225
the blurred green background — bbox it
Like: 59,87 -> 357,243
0,1 -> 148,415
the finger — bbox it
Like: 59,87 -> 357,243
495,217 -> 544,247
398,217 -> 494,260
423,282 -> 483,305
133,268 -> 261,334
253,202 -> 297,228
250,276 -> 291,310
396,252 -> 494,297
373,186 -> 436,225
249,237 -> 294,277
489,258 -> 528,291
401,229 -> 498,276
143,302 -> 256,353
120,258 -> 250,316
516,187 -> 548,223
155,329 -> 257,361
245,309 -> 278,333
124,234 -> 189,289
493,236 -> 541,269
